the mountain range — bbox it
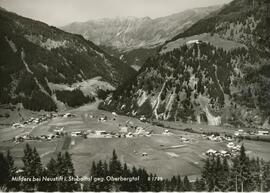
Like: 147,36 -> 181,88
100,0 -> 270,128
61,6 -> 222,70
61,6 -> 221,51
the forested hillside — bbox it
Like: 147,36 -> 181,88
0,8 -> 135,111
100,0 -> 270,128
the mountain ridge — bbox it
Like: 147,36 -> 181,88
61,5 -> 222,51
0,8 -> 135,112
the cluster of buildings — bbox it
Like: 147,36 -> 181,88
162,129 -> 174,136
13,132 -> 63,143
12,113 -> 76,143
202,134 -> 233,142
234,129 -> 269,136
67,121 -> 151,139
175,135 -> 191,143
205,142 -> 241,158
80,126 -> 152,139
12,113 -> 75,129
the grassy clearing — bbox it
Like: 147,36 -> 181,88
161,33 -> 246,54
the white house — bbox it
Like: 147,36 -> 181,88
119,126 -> 128,133
71,131 -> 81,137
125,133 -> 134,138
206,149 -> 217,155
139,116 -> 146,122
12,123 -> 24,128
63,113 -> 74,118
142,152 -> 148,157
95,130 -> 107,135
227,142 -> 235,148
186,40 -> 202,45
258,131 -> 269,136
54,127 -> 64,133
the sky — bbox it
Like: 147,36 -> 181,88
0,0 -> 232,27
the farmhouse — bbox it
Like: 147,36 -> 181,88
162,129 -> 173,135
47,134 -> 55,140
134,127 -> 149,136
98,116 -> 107,122
95,130 -> 107,135
227,142 -> 234,148
139,116 -> 146,122
257,131 -> 269,136
63,113 -> 75,118
119,126 -> 128,133
186,40 -> 202,45
142,152 -> 148,157
126,132 -> 134,138
54,127 -> 64,134
71,131 -> 82,137
12,123 -> 24,128
206,149 -> 217,155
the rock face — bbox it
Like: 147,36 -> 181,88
61,6 -> 221,51
0,8 -> 135,111
100,0 -> 270,127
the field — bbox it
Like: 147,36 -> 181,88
0,102 -> 270,180
161,33 -> 246,54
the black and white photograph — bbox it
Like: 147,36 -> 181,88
0,0 -> 270,192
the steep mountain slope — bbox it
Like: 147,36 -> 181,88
61,6 -> 221,51
100,0 -> 270,128
0,8 -> 135,111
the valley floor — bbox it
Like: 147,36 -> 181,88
0,101 -> 270,181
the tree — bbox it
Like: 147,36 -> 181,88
175,175 -> 183,191
214,155 -> 223,191
120,163 -> 131,191
237,144 -> 252,191
108,150 -> 122,191
6,150 -> 18,191
109,150 -> 122,177
194,177 -> 206,191
21,144 -> 43,191
0,153 -> 9,187
183,176 -> 192,191
55,152 -> 77,191
202,156 -> 214,191
43,158 -> 58,191
169,176 -> 177,191
139,168 -> 150,191
95,160 -> 105,191
130,166 -> 139,191
151,174 -> 163,192
219,156 -> 231,191
102,161 -> 110,191
88,161 -> 97,191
